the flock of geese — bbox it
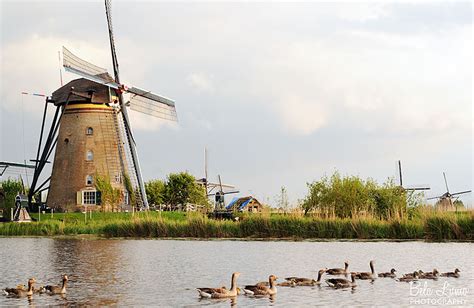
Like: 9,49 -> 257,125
3,275 -> 68,298
196,261 -> 461,299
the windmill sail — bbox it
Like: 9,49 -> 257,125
128,87 -> 177,121
62,47 -> 119,88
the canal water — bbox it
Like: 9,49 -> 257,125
0,238 -> 472,306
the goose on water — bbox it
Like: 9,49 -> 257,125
398,272 -> 420,282
326,262 -> 349,275
3,278 -> 36,297
378,268 -> 397,278
284,268 -> 327,286
440,268 -> 460,278
419,269 -> 439,280
197,272 -> 241,298
326,273 -> 357,289
43,275 -> 68,295
353,260 -> 377,280
243,275 -> 278,296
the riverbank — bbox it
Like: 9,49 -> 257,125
0,211 -> 472,241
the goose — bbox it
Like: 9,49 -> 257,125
3,278 -> 36,297
398,272 -> 420,282
285,268 -> 327,286
197,272 -> 240,298
353,260 -> 377,280
326,261 -> 349,275
243,275 -> 278,296
44,275 -> 68,294
326,273 -> 356,289
420,269 -> 439,280
403,270 -> 422,278
440,268 -> 460,278
378,268 -> 397,278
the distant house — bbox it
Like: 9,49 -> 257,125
226,196 -> 263,213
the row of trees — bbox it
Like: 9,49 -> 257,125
145,172 -> 210,210
301,172 -> 418,219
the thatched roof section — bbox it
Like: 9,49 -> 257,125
51,77 -> 115,106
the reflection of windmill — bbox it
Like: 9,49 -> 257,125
427,172 -> 471,211
28,0 -> 177,211
195,148 -> 238,210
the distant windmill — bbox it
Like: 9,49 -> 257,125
396,160 -> 430,192
427,172 -> 471,211
28,0 -> 177,211
195,148 -> 239,210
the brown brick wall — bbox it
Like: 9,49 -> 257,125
47,103 -> 127,211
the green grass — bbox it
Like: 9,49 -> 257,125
1,211 -> 472,241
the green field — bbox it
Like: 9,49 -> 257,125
0,210 -> 473,241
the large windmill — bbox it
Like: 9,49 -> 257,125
28,0 -> 177,211
427,172 -> 471,211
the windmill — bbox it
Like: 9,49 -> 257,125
427,172 -> 471,211
28,0 -> 177,211
195,148 -> 238,210
396,160 -> 430,192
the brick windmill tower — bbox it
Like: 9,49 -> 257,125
28,0 -> 177,211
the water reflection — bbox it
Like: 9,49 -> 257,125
1,239 -> 473,306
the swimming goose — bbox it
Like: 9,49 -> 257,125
326,273 -> 356,289
353,260 -> 377,280
326,261 -> 349,275
398,272 -> 420,282
403,270 -> 422,278
3,278 -> 36,297
44,275 -> 68,294
420,269 -> 439,280
285,268 -> 327,286
243,275 -> 278,296
197,272 -> 241,298
440,268 -> 460,278
378,268 -> 397,278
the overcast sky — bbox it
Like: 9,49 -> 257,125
1,1 -> 472,207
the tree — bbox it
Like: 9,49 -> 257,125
145,179 -> 166,205
0,178 -> 24,220
164,172 -> 209,209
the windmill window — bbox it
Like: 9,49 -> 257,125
86,127 -> 94,135
86,175 -> 93,186
64,138 -> 69,144
82,190 -> 97,205
86,150 -> 94,161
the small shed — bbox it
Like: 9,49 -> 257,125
226,196 -> 263,213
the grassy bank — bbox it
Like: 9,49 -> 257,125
1,210 -> 473,241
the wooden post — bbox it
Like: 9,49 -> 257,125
51,208 -> 54,218
11,208 -> 13,221
38,206 -> 41,222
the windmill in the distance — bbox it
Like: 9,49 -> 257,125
427,172 -> 471,211
396,160 -> 430,192
196,148 -> 239,211
28,0 -> 177,211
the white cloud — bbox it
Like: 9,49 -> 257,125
186,72 -> 214,93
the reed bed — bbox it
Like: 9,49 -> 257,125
0,211 -> 472,240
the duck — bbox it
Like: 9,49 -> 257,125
243,275 -> 278,296
3,278 -> 36,297
353,260 -> 377,280
419,269 -> 439,280
378,268 -> 397,278
197,272 -> 240,298
440,268 -> 460,278
44,275 -> 68,294
326,273 -> 356,289
398,272 -> 420,282
326,261 -> 349,275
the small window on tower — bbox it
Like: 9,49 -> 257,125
86,175 -> 93,186
86,127 -> 93,135
86,150 -> 94,161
